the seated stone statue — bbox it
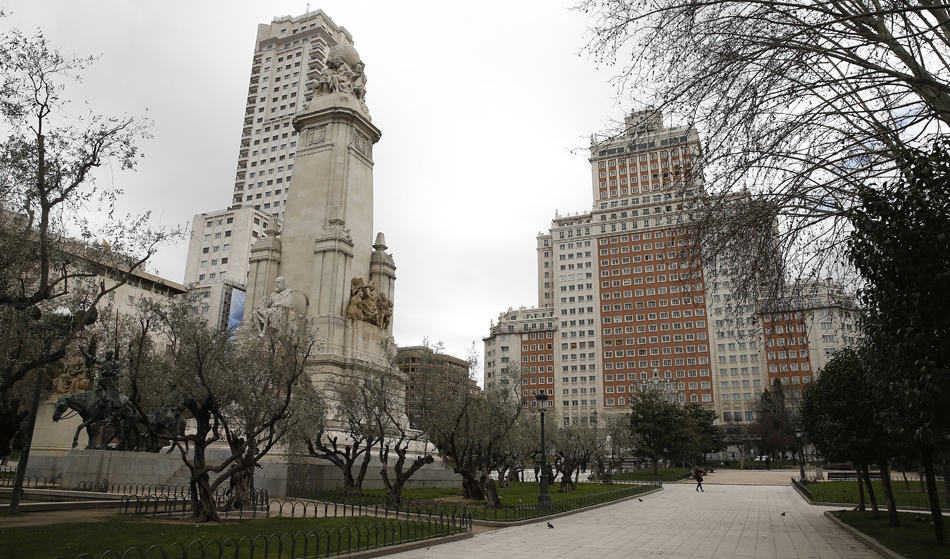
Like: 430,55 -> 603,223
52,354 -> 89,395
254,277 -> 299,336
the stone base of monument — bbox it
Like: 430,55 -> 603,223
26,445 -> 462,498
31,400 -> 90,454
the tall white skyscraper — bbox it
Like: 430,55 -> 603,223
230,11 -> 355,219
183,10 -> 356,326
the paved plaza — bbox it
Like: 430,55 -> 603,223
388,469 -> 881,559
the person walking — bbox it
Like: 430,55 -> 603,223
765,456 -> 771,471
695,467 -> 705,492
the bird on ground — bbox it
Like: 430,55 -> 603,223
916,515 -> 925,522
547,522 -> 554,529
638,498 -> 643,502
931,521 -> 935,528
781,512 -> 786,516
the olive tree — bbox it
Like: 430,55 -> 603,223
146,298 -> 319,522
0,28 -> 175,512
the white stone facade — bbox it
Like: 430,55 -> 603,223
182,206 -> 274,328
231,11 -> 354,220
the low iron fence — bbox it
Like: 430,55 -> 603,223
77,480 -> 229,497
55,513 -> 472,559
119,489 -> 270,518
0,471 -> 62,488
287,480 -> 660,522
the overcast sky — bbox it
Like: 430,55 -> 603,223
8,1 -> 631,383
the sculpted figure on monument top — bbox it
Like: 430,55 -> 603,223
309,45 -> 369,114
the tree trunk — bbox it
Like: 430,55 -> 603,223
922,449 -> 947,545
379,444 -> 433,508
856,462 -> 866,512
225,467 -> 253,511
860,463 -> 880,518
877,461 -> 900,527
459,468 -> 486,500
496,465 -> 511,489
558,464 -> 577,493
191,471 -> 221,523
353,445 -> 373,494
481,472 -> 501,508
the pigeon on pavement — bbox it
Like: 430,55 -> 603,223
547,522 -> 554,529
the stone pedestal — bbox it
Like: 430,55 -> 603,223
31,399 -> 89,455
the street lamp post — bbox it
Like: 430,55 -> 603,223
795,427 -> 806,481
536,393 -> 552,506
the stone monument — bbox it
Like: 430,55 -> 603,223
243,44 -> 397,390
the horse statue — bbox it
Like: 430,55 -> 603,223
143,407 -> 188,453
52,392 -> 142,450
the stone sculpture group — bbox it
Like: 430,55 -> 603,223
310,44 -> 369,114
346,277 -> 393,329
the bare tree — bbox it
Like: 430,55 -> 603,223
722,417 -> 754,469
494,413 -> 540,487
580,0 -> 950,298
365,342 -> 433,508
550,422 -> 599,493
0,28 -> 176,512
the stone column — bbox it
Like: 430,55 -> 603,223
243,230 -> 282,324
370,232 -> 397,335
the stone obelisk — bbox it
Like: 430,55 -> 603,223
244,44 -> 396,382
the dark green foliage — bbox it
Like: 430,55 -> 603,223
845,139 -> 950,544
627,390 -> 721,473
749,380 -> 797,458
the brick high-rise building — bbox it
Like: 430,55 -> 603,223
484,109 -> 859,428
485,109 -> 713,426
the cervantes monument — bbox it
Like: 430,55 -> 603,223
243,44 -> 397,388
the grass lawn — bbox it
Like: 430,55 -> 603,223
361,481 -> 637,506
836,511 -> 950,559
808,480 -> 946,510
0,514 -> 463,559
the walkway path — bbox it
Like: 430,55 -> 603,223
385,469 -> 880,559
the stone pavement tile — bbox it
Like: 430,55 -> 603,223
384,483 -> 883,559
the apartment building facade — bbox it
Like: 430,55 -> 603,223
182,207 -> 275,329
231,11 -> 354,219
485,109 -> 860,427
